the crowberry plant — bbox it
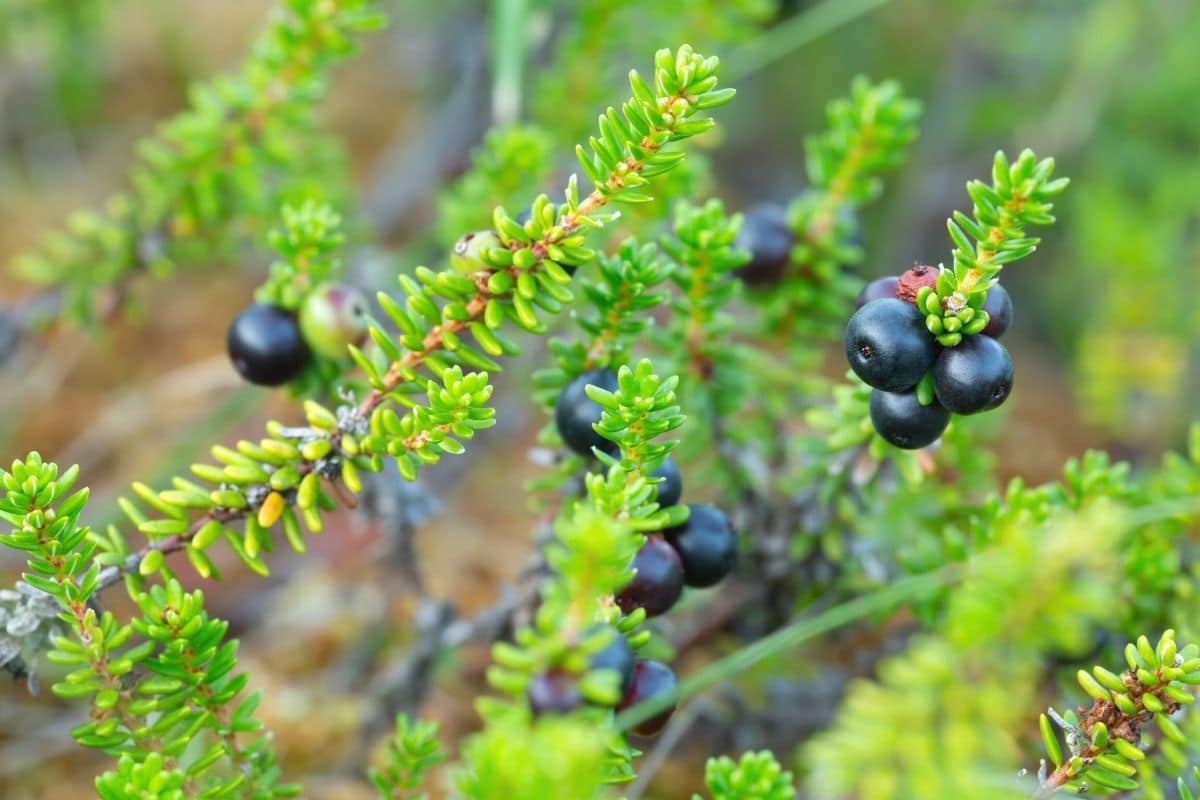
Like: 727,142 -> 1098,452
3,3 -> 1199,800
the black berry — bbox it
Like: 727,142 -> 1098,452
652,457 -> 682,508
981,284 -> 1013,338
615,537 -> 683,617
619,660 -> 679,737
855,276 -> 899,309
868,389 -> 951,450
226,303 -> 310,386
844,298 -> 938,393
555,369 -> 620,457
664,503 -> 737,588
933,335 -> 1014,414
733,203 -> 793,286
588,627 -> 635,696
526,671 -> 582,715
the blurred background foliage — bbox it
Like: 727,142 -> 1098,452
2,0 -> 1199,797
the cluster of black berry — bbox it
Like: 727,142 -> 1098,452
226,283 -> 369,386
847,266 -> 1014,449
526,369 -> 740,735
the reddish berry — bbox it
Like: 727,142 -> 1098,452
619,660 -> 679,737
896,264 -> 939,304
615,537 -> 683,617
527,671 -> 582,715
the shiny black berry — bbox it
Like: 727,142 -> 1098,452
664,504 -> 737,588
527,671 -> 582,715
615,537 -> 683,617
733,203 -> 793,286
588,627 -> 635,696
619,660 -> 679,737
855,276 -> 899,309
981,284 -> 1013,338
652,457 -> 682,508
933,335 -> 1014,414
555,369 -> 620,457
844,298 -> 938,392
226,303 -> 310,386
868,389 -> 951,450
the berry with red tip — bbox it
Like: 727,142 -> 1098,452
554,369 -> 620,457
615,537 -> 683,617
733,203 -> 793,286
933,334 -> 1014,414
526,671 -> 582,715
980,284 -> 1013,338
619,660 -> 679,737
226,303 -> 310,386
298,283 -> 369,360
652,457 -> 682,508
844,298 -> 938,392
855,276 -> 899,309
868,389 -> 950,449
664,503 -> 737,588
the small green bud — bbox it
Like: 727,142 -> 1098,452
451,230 -> 502,274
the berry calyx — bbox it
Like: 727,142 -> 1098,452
588,626 -> 635,696
933,334 -> 1014,414
896,264 -> 939,304
450,230 -> 502,274
663,503 -> 737,588
554,369 -> 620,457
855,276 -> 899,309
226,303 -> 310,386
868,388 -> 951,449
844,298 -> 938,393
733,203 -> 793,286
981,284 -> 1013,338
619,660 -> 679,737
652,457 -> 682,508
615,537 -> 684,617
526,670 -> 583,716
298,283 -> 369,360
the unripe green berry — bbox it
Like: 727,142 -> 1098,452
451,230 -> 502,274
298,283 -> 369,360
